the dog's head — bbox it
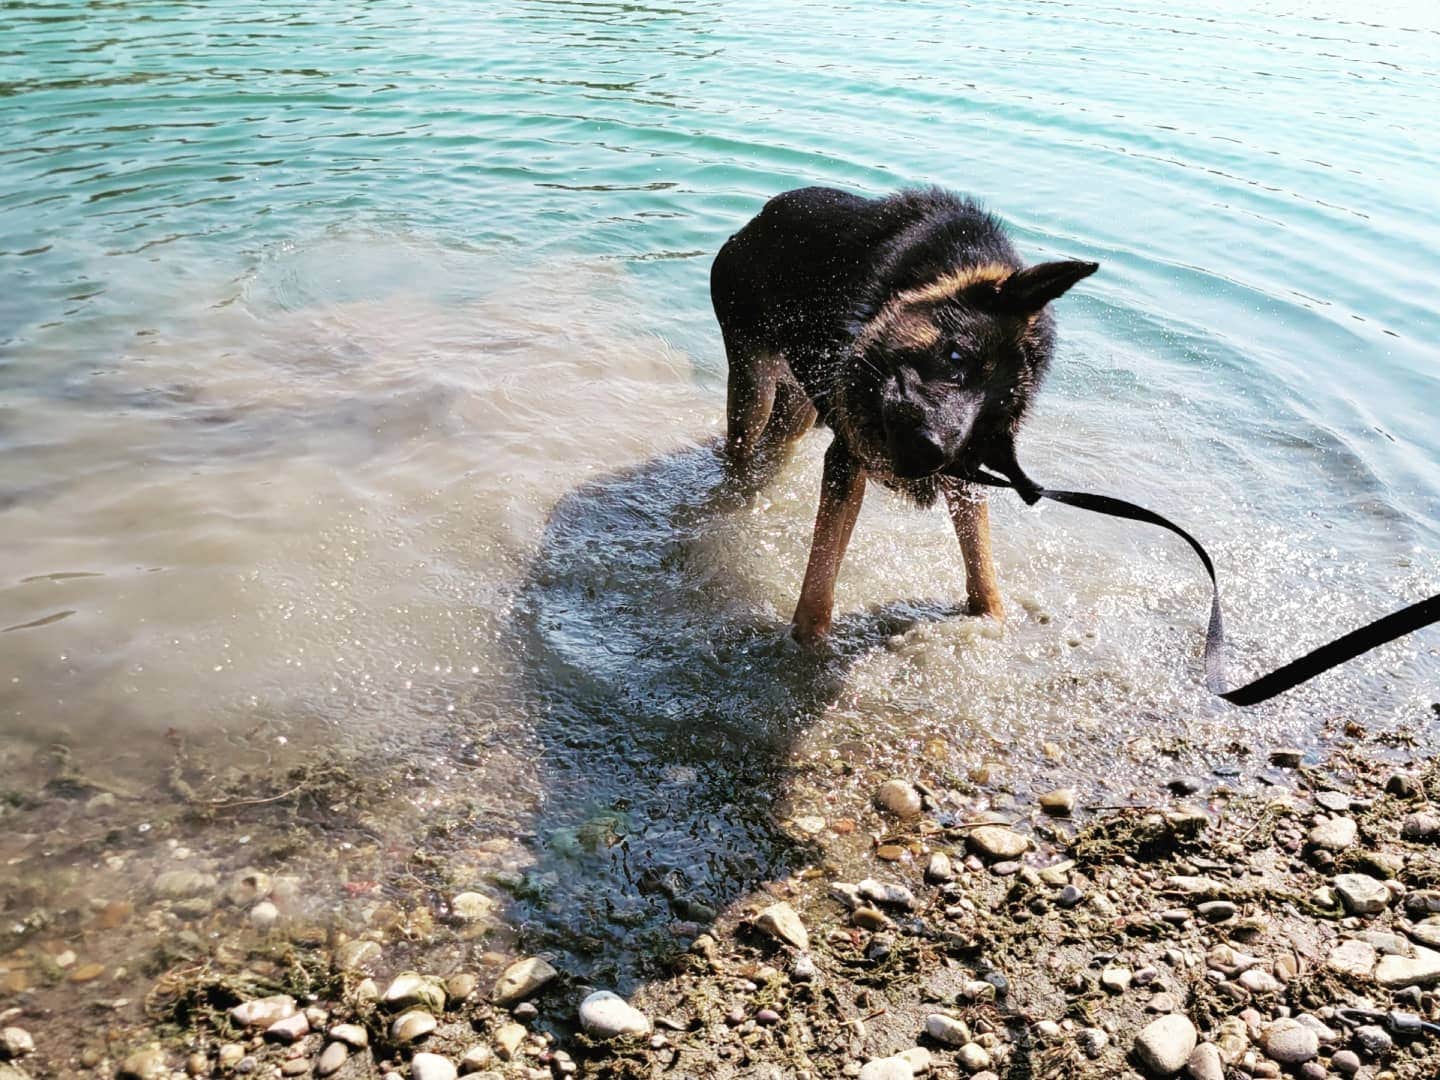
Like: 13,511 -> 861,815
843,260 -> 1097,480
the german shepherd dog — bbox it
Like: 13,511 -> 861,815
710,186 -> 1097,644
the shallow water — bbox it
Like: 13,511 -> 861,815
2,0 -> 1439,1021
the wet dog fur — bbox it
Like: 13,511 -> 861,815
710,186 -> 1097,643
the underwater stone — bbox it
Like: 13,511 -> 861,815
874,779 -> 923,817
491,957 -> 557,1005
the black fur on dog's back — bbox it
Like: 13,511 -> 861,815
711,186 -> 1086,505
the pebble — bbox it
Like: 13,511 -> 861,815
924,1014 -> 968,1046
857,1057 -> 913,1080
1269,748 -> 1303,767
391,1011 -> 437,1042
446,972 -> 478,1003
853,906 -> 892,931
1327,939 -> 1378,977
328,1024 -> 368,1049
154,869 -> 218,898
265,1013 -> 310,1044
875,779 -> 923,817
1101,966 -> 1132,993
410,1053 -> 458,1080
1308,818 -> 1358,851
1353,1024 -> 1393,1059
1332,874 -> 1389,915
218,1045 -> 245,1069
117,1048 -> 168,1080
1186,1042 -> 1224,1080
578,990 -> 651,1038
383,973 -> 448,1012
1237,968 -> 1282,995
876,844 -> 908,861
512,1001 -> 538,1022
1298,1063 -> 1326,1080
755,902 -> 809,950
1374,943 -> 1440,988
230,996 -> 297,1029
792,954 -> 817,982
755,1008 -> 781,1026
281,1060 -> 311,1077
956,1043 -> 990,1072
1134,1014 -> 1198,1076
186,1052 -> 207,1076
492,957 -> 558,1005
1402,812 -> 1440,841
458,1046 -> 494,1075
1410,915 -> 1440,948
968,826 -> 1028,861
450,892 -> 496,923
1057,884 -> 1084,908
1330,1049 -> 1361,1075
1167,777 -> 1203,796
316,1043 -> 348,1078
1078,1028 -> 1108,1058
858,878 -> 917,909
494,1022 -> 526,1059
898,1047 -> 931,1074
249,901 -> 280,928
925,852 -> 954,883
1261,1019 -> 1318,1064
1196,900 -> 1236,922
1039,788 -> 1076,816
0,1029 -> 34,1059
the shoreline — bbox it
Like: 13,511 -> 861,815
5,720 -> 1440,1079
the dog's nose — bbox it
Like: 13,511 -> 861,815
892,428 -> 947,477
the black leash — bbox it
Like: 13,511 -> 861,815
963,458 -> 1440,707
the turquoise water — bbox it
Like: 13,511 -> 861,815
2,1 -> 1439,755
4,0 -> 1440,1040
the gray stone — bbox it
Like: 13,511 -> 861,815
265,1013 -> 310,1044
1402,812 -> 1440,841
1057,884 -> 1084,908
1237,968 -> 1282,994
898,1047 -> 931,1074
858,878 -> 917,909
1039,788 -> 1076,816
1185,1042 -> 1224,1080
391,1011 -> 437,1042
1308,817 -> 1357,851
1375,943 -> 1440,988
967,825 -> 1029,861
382,973 -> 447,1012
578,991 -> 650,1038
1134,1014 -> 1197,1075
457,1046 -> 494,1075
1410,915 -> 1440,948
1078,1028 -> 1108,1058
1101,966 -> 1132,993
1353,1023 -> 1392,1058
957,1043 -> 991,1072
328,1024 -> 368,1049
1330,1049 -> 1361,1074
1196,901 -> 1236,922
1333,873 -> 1389,915
755,902 -> 809,950
117,1048 -> 168,1080
229,995 -> 297,1029
1261,1019 -> 1318,1064
450,892 -> 496,923
791,954 -> 817,982
1269,748 -> 1303,767
875,779 -> 923,817
316,1043 -> 348,1078
924,852 -> 954,883
410,1054 -> 457,1080
857,1057 -> 914,1080
1315,790 -> 1352,812
491,957 -> 557,1005
0,1030 -> 33,1060
924,1014 -> 968,1046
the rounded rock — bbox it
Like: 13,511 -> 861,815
1330,1049 -> 1361,1075
875,779 -> 923,818
410,1053 -> 458,1080
491,956 -> 557,1005
1039,788 -> 1076,816
316,1043 -> 348,1078
857,1056 -> 914,1080
390,1010 -> 437,1043
1134,1014 -> 1198,1076
0,1028 -> 34,1059
957,1043 -> 991,1072
925,1013 -> 968,1046
578,990 -> 650,1039
382,973 -> 447,1013
1185,1042 -> 1223,1080
1261,1019 -> 1318,1065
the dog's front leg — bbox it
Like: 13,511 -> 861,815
944,483 -> 1005,621
792,441 -> 866,644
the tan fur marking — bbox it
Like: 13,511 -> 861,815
858,262 -> 1014,352
897,261 -> 1013,305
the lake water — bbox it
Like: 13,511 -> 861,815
1,0 -> 1438,1026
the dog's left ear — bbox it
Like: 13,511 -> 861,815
993,260 -> 1098,316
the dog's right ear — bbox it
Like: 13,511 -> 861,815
992,260 -> 1098,316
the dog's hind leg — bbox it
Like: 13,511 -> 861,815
944,483 -> 1005,620
758,374 -> 818,455
722,332 -> 780,469
792,441 -> 866,644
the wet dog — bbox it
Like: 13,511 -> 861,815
710,186 -> 1097,643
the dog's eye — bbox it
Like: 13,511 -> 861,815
949,351 -> 962,362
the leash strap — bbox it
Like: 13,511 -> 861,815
966,464 -> 1440,706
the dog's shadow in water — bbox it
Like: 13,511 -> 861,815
503,437 -> 964,992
